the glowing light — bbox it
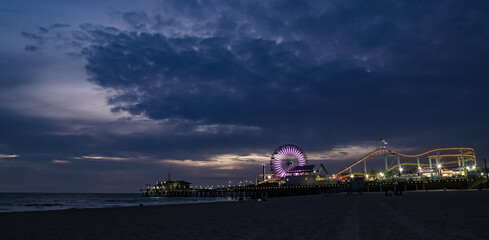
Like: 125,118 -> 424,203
437,164 -> 442,169
271,144 -> 308,177
379,172 -> 384,177
399,167 -> 404,172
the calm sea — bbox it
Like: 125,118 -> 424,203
0,193 -> 232,213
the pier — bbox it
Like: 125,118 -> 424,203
142,145 -> 488,199
142,177 -> 488,198
142,183 -> 345,198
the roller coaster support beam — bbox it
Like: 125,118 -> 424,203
417,157 -> 421,176
364,159 -> 367,175
397,155 -> 401,176
437,151 -> 441,178
484,158 -> 488,180
474,149 -> 477,167
461,150 -> 466,177
384,154 -> 388,172
429,158 -> 433,178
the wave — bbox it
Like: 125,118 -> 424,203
24,203 -> 64,207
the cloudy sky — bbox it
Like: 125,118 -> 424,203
1,0 -> 488,192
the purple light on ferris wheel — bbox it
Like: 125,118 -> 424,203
270,144 -> 308,177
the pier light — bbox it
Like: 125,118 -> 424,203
399,167 -> 404,173
379,172 -> 384,177
366,174 -> 369,178
437,164 -> 442,169
267,175 -> 271,180
418,167 -> 422,170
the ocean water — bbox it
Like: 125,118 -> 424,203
0,193 -> 232,213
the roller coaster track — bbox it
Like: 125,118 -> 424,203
334,147 -> 475,176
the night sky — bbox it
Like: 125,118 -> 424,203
1,0 -> 488,192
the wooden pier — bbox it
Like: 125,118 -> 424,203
142,183 -> 347,198
142,177 -> 488,198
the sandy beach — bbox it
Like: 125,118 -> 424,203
1,190 -> 488,240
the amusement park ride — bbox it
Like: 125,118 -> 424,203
263,143 -> 479,185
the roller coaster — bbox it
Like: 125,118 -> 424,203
334,147 -> 477,179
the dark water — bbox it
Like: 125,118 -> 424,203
0,193 -> 232,213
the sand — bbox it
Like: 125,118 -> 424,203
1,190 -> 488,240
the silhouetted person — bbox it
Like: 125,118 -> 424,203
397,182 -> 403,196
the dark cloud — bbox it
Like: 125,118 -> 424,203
83,34 -> 318,126
50,23 -> 71,28
18,0 -> 487,147
76,1 -> 489,141
24,45 -> 38,52
21,31 -> 44,43
121,11 -> 150,30
38,27 -> 48,33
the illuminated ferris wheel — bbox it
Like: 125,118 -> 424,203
270,144 -> 308,177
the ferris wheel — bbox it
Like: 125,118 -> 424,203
270,144 -> 308,177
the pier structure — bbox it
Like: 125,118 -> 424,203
142,144 -> 487,198
142,177 -> 487,199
